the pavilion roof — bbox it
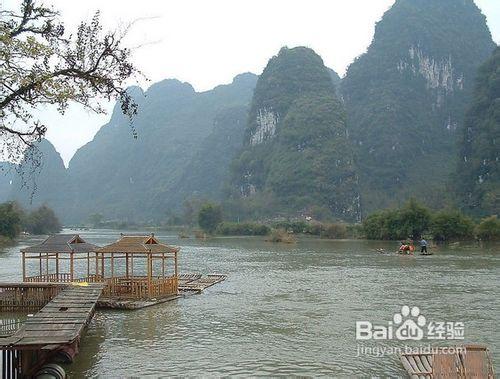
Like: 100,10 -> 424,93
96,235 -> 179,254
21,234 -> 98,254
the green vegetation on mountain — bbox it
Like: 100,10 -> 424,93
230,47 -> 360,221
342,0 -> 496,213
456,47 -> 500,217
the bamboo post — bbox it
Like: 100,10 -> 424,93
22,252 -> 26,281
95,252 -> 99,280
39,254 -> 42,277
130,253 -> 134,297
174,252 -> 178,277
45,253 -> 49,280
162,253 -> 165,279
147,254 -> 152,297
70,251 -> 74,282
55,252 -> 59,281
125,253 -> 129,278
110,252 -> 115,296
87,252 -> 90,280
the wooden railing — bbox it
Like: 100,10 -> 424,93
101,276 -> 178,299
0,318 -> 24,338
24,273 -> 72,283
0,283 -> 63,312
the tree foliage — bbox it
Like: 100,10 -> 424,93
431,210 -> 474,242
23,204 -> 61,234
0,0 -> 139,163
362,199 -> 431,240
476,215 -> 500,241
198,203 -> 223,234
0,201 -> 23,238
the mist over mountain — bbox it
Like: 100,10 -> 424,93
63,73 -> 257,223
229,47 -> 360,221
341,0 -> 496,213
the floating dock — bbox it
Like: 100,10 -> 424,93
401,344 -> 495,378
0,283 -> 104,378
178,274 -> 227,293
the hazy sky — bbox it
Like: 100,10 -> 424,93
5,0 -> 500,165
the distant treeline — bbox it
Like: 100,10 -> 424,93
189,199 -> 500,242
0,202 -> 61,240
362,199 -> 499,242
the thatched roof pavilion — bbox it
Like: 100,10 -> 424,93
95,234 -> 179,300
21,234 -> 98,283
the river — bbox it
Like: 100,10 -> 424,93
1,229 -> 499,377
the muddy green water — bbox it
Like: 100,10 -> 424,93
1,229 -> 499,377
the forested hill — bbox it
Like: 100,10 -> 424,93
341,0 -> 496,213
63,73 -> 258,223
456,47 -> 500,217
229,47 -> 360,221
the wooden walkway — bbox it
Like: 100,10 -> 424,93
401,345 -> 495,378
178,274 -> 226,293
0,283 -> 104,349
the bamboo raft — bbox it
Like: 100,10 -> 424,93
0,283 -> 104,377
178,274 -> 227,293
401,344 -> 495,378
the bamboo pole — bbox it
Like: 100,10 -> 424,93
45,253 -> 49,280
147,254 -> 152,297
126,253 -> 129,278
70,251 -> 74,282
87,252 -> 90,280
22,252 -> 26,281
55,252 -> 59,281
110,252 -> 115,296
162,253 -> 165,279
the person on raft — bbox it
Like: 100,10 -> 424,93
420,238 -> 428,254
398,241 -> 415,254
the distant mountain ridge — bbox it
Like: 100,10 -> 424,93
0,0 -> 497,223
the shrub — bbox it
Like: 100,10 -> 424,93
431,210 -> 474,242
476,216 -> 500,241
266,228 -> 297,243
362,199 -> 431,240
24,205 -> 62,235
198,203 -> 223,234
0,202 -> 23,239
320,223 -> 347,239
216,222 -> 270,236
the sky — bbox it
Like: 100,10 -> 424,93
4,0 -> 500,166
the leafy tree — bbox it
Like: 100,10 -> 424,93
0,0 -> 139,163
198,203 -> 223,234
476,215 -> 500,241
24,205 -> 61,235
0,201 -> 23,238
431,210 -> 474,242
362,199 -> 431,240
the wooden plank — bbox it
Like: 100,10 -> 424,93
400,356 -> 419,379
421,355 -> 432,372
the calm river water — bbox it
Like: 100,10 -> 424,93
1,229 -> 499,377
